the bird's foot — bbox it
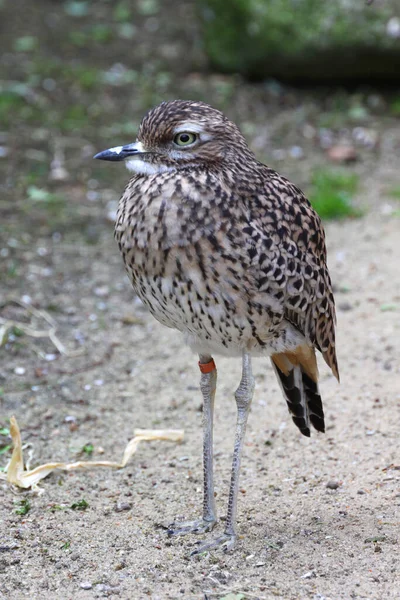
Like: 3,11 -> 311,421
167,517 -> 217,537
190,532 -> 236,555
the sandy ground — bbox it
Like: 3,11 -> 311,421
1,157 -> 400,600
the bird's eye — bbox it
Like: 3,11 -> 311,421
174,132 -> 197,146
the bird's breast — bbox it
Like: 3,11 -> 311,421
113,171 -> 307,355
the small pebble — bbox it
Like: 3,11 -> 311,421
326,480 -> 340,490
95,584 -> 119,593
300,570 -> 315,579
94,285 -> 110,297
14,367 -> 26,375
87,190 -> 99,202
327,144 -> 357,163
60,386 -> 73,400
115,502 -> 132,512
289,145 -> 304,159
80,582 -> 92,590
338,302 -> 353,312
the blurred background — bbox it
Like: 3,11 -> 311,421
0,0 -> 399,381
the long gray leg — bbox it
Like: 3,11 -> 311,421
192,352 -> 254,554
168,354 -> 217,536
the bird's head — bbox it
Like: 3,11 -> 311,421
94,100 -> 253,175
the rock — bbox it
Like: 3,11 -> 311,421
300,570 -> 316,579
80,582 -> 92,590
338,302 -> 353,312
326,480 -> 340,490
115,501 -> 132,512
199,0 -> 400,81
327,145 -> 358,164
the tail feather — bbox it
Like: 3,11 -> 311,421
302,371 -> 324,433
271,346 -> 325,437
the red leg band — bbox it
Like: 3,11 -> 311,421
198,359 -> 216,374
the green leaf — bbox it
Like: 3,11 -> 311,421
15,499 -> 31,515
12,326 -> 24,337
380,303 -> 398,312
70,499 -> 89,511
388,185 -> 400,199
49,504 -> 66,512
27,186 -> 52,202
365,535 -> 386,543
81,443 -> 94,456
309,169 -> 361,220
114,1 -> 132,22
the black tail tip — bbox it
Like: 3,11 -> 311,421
310,414 -> 325,433
292,416 -> 311,437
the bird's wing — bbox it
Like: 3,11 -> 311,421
245,167 -> 339,380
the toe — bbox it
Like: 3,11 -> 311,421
167,518 -> 216,537
190,533 -> 236,555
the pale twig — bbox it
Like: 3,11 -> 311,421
0,417 -> 184,491
0,297 -> 83,357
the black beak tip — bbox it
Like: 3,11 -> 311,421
93,144 -> 140,162
93,149 -> 124,162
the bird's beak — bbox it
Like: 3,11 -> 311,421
93,141 -> 145,162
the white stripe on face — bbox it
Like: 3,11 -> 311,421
125,158 -> 174,175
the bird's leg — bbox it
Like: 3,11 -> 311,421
167,354 -> 217,536
192,352 -> 254,555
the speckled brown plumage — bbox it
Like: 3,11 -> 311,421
110,101 -> 338,430
95,100 -> 339,551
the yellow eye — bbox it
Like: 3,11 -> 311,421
174,132 -> 197,146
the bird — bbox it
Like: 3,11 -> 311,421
94,99 -> 339,554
